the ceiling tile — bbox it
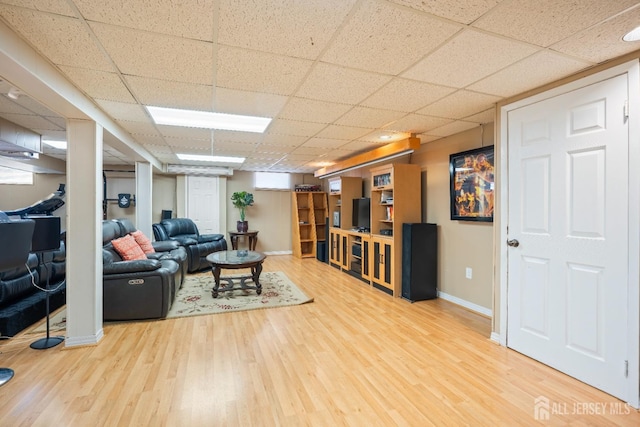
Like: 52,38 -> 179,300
0,0 -> 75,16
74,0 -> 215,41
301,137 -> 351,149
293,146 -> 339,156
218,0 -> 357,59
321,0 -> 462,75
158,126 -> 212,140
15,97 -> 60,117
136,135 -> 169,146
90,22 -> 213,85
266,119 -> 326,137
260,134 -> 307,147
335,106 -> 405,128
116,120 -> 160,136
551,7 -> 640,64
59,66 -> 136,103
1,113 -> 61,130
212,130 -> 264,145
473,0 -> 640,47
362,78 -> 456,112
296,63 -> 392,105
142,143 -> 173,154
124,75 -> 213,110
358,130 -> 410,143
417,90 -> 502,119
0,6 -> 113,70
217,46 -> 313,96
314,125 -> 372,140
0,96 -> 36,115
402,29 -> 540,88
212,141 -> 257,152
95,99 -> 148,122
383,114 -> 452,133
215,87 -> 287,118
387,0 -> 501,25
464,108 -> 495,124
279,97 -> 352,124
467,51 -> 592,97
162,138 -> 211,150
254,144 -> 296,154
427,120 -> 479,137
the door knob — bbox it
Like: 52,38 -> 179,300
507,239 -> 520,247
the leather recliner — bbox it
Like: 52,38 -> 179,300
114,218 -> 188,288
152,218 -> 227,273
102,220 -> 180,321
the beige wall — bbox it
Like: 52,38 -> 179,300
225,171 -> 322,253
412,125 -> 494,311
0,172 -> 68,228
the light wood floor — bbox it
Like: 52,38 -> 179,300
0,255 -> 637,426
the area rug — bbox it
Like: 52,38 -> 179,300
30,271 -> 313,333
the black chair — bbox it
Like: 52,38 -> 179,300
0,214 -> 35,386
152,218 -> 227,273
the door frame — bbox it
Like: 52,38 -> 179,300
496,60 -> 640,407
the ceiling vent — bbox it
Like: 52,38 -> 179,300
164,164 -> 234,176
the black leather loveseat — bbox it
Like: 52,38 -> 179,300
0,226 -> 66,337
153,218 -> 227,273
102,220 -> 185,320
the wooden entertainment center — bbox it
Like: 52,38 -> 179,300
327,163 -> 421,297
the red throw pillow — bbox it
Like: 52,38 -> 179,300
112,234 -> 147,261
131,230 -> 155,254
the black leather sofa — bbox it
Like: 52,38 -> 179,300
152,218 -> 227,273
0,225 -> 66,337
102,220 -> 183,321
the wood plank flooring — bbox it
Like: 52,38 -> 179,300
0,255 -> 637,426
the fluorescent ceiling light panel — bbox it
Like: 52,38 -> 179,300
176,153 -> 245,163
146,106 -> 271,133
42,140 -> 67,149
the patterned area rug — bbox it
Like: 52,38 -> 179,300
30,271 -> 313,333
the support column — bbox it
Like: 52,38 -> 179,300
65,119 -> 103,346
135,161 -> 153,237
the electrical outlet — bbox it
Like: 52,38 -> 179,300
465,268 -> 472,279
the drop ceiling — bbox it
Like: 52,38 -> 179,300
0,0 -> 639,172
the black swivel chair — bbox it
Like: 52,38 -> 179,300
0,214 -> 35,386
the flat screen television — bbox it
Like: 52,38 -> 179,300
352,198 -> 370,232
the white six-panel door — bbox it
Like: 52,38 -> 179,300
186,176 -> 221,234
506,73 -> 629,400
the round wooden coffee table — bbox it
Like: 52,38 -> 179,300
206,250 -> 267,298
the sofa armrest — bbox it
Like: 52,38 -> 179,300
172,236 -> 198,246
152,240 -> 180,252
103,260 -> 161,275
198,234 -> 224,243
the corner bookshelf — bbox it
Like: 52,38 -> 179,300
291,191 -> 327,258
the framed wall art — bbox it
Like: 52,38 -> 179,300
449,146 -> 495,222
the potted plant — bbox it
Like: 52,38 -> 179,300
231,191 -> 254,232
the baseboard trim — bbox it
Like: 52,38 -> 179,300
264,250 -> 293,255
65,328 -> 104,347
438,291 -> 492,317
490,332 -> 501,344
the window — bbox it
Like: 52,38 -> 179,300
0,166 -> 33,185
254,172 -> 291,190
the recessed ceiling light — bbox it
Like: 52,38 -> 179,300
146,106 -> 271,133
176,153 -> 245,163
6,87 -> 21,100
623,26 -> 640,42
380,135 -> 392,140
42,140 -> 67,150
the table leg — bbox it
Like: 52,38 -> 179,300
211,266 -> 221,298
249,235 -> 257,251
252,262 -> 263,295
231,235 -> 238,250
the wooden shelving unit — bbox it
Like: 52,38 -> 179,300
291,191 -> 327,259
369,163 -> 421,296
327,177 -> 362,268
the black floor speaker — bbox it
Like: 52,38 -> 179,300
401,223 -> 437,302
